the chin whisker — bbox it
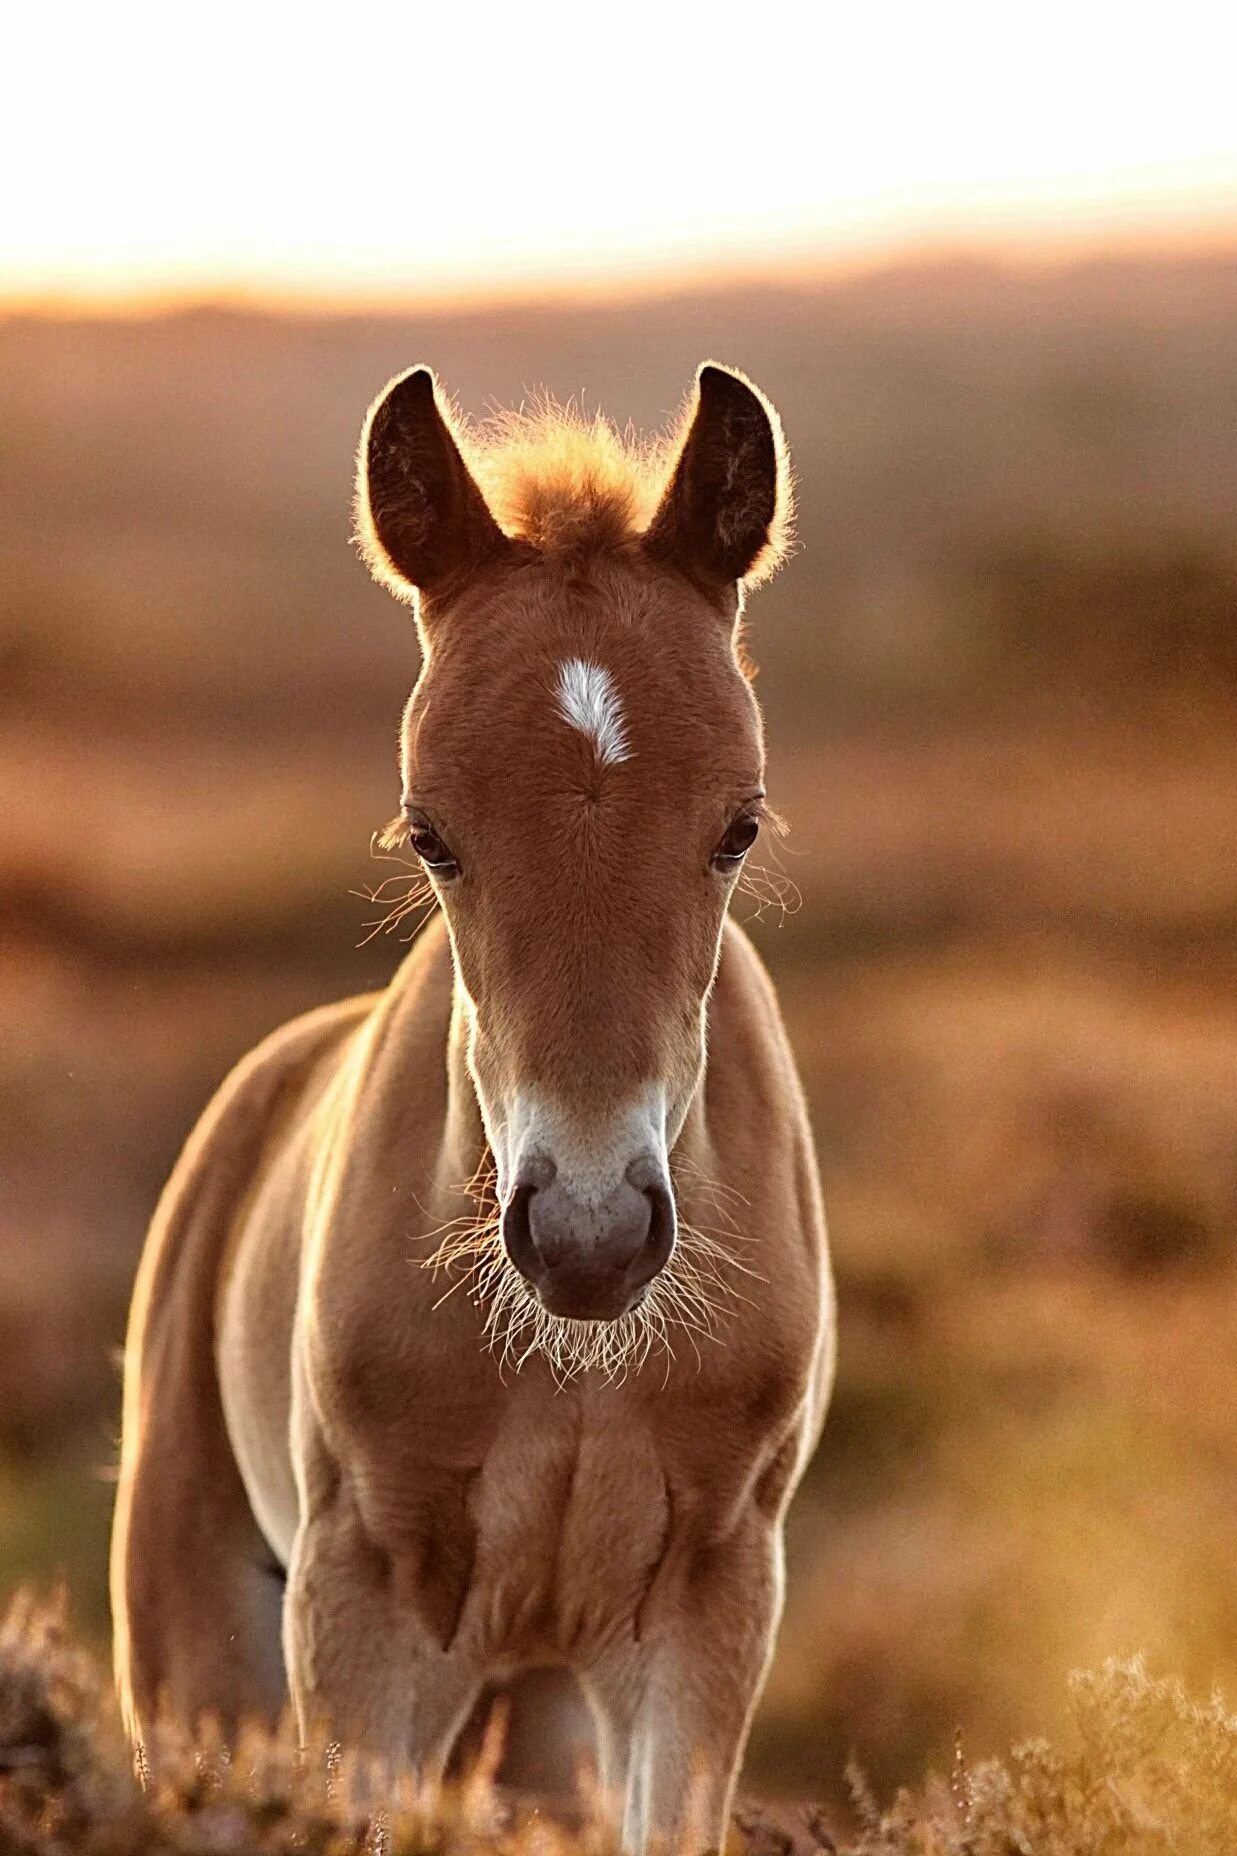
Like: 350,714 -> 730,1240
416,1186 -> 754,1384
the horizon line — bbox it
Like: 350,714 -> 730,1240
5,217 -> 1237,324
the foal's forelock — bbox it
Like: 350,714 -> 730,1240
359,360 -> 792,1361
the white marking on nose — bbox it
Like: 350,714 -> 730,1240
504,1086 -> 667,1211
556,659 -> 630,765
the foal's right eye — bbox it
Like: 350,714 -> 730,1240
712,812 -> 761,869
407,820 -> 460,876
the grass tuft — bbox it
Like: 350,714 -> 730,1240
1,1593 -> 1234,1854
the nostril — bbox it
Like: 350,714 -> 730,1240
501,1181 -> 540,1279
502,1167 -> 678,1301
517,1153 -> 557,1191
625,1154 -> 663,1193
632,1182 -> 676,1288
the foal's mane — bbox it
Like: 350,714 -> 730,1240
450,378 -> 793,583
462,397 -> 668,559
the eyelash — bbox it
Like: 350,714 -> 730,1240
404,817 -> 460,876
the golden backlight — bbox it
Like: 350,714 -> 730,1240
4,0 -> 1235,307
4,2 -> 1237,1841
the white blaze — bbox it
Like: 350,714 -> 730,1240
556,658 -> 630,764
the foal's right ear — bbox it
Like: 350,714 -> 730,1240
356,367 -> 510,604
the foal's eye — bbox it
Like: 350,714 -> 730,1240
407,820 -> 459,876
712,813 -> 761,869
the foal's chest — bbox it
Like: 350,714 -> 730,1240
455,1391 -> 672,1662
329,1288 -> 804,1663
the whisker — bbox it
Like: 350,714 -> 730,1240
736,857 -> 802,928
352,832 -> 441,946
671,1154 -> 750,1206
670,1155 -> 753,1234
411,1146 -> 759,1383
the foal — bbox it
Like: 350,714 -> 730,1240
111,362 -> 835,1853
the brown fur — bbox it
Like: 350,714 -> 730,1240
112,363 -> 833,1856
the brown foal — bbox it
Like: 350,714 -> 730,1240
111,362 -> 835,1853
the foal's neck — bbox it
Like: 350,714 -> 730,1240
440,980 -> 489,1188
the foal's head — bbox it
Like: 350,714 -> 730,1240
357,364 -> 791,1338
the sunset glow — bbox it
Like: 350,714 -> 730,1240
5,0 -> 1236,308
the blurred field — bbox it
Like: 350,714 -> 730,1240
2,249 -> 1236,1817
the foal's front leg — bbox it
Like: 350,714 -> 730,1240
589,1513 -> 785,1856
283,1475 -> 481,1781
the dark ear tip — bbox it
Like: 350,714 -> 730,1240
364,367 -> 444,464
380,365 -> 439,414
696,362 -> 763,412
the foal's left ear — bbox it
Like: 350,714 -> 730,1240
356,366 -> 510,605
644,364 -> 792,597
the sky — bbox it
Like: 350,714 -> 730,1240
5,0 -> 1236,308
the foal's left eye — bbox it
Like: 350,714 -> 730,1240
712,813 -> 761,868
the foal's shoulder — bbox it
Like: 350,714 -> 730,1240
235,993 -> 381,1099
189,994 -> 382,1170
210,916 -> 453,1148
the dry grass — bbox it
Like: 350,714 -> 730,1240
844,1657 -> 1237,1854
1,1594 -> 1234,1855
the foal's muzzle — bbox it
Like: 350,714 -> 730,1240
501,1155 -> 676,1322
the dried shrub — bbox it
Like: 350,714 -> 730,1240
847,1658 -> 1237,1855
1,1594 -> 1234,1855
